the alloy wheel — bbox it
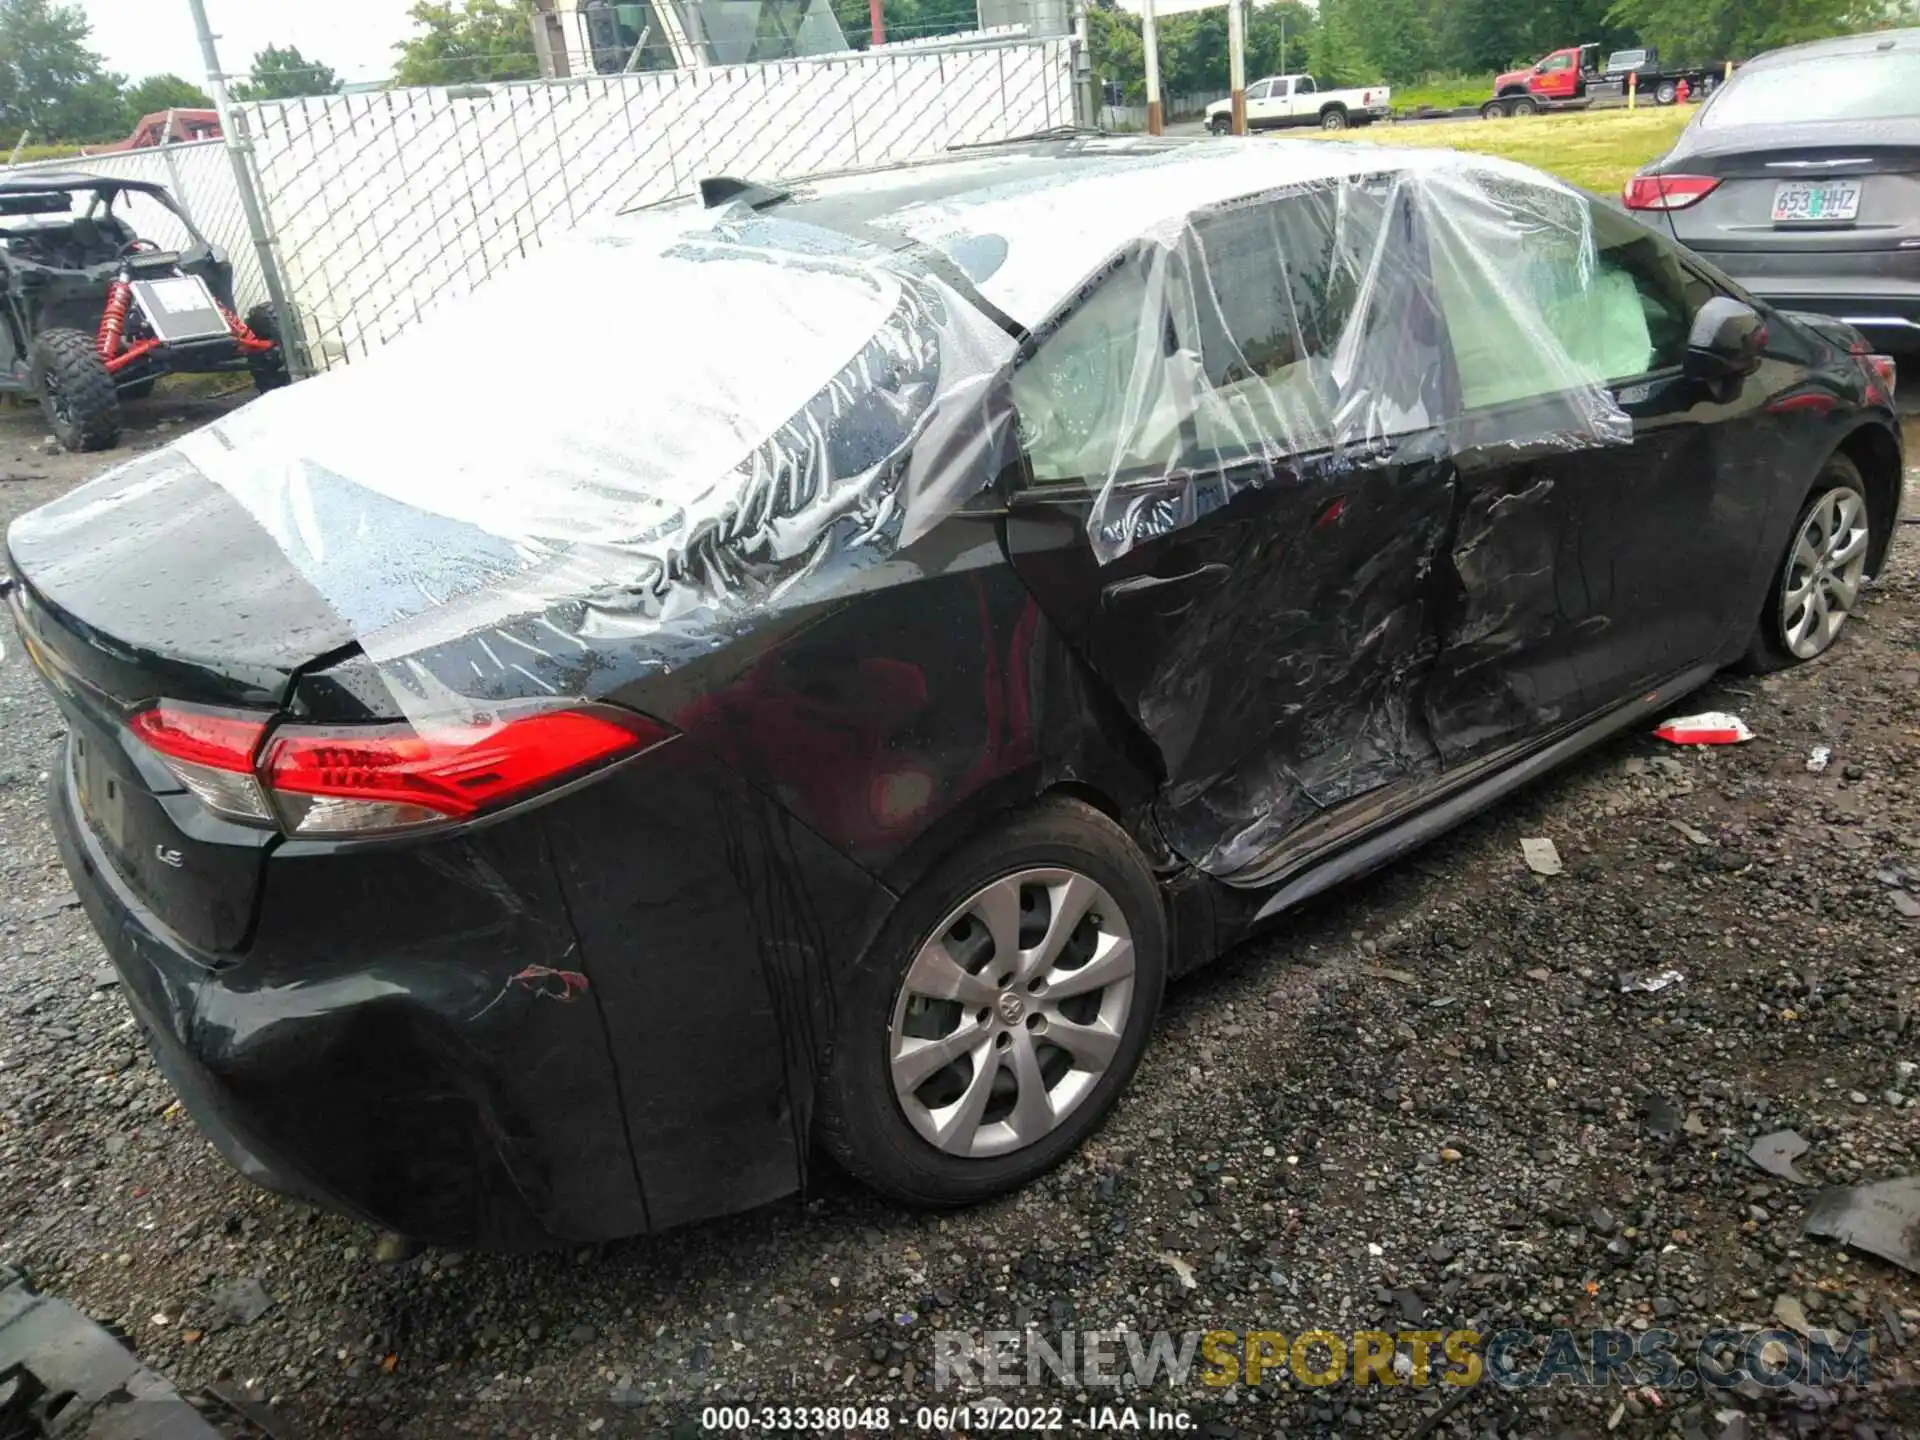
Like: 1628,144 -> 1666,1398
888,868 -> 1135,1159
1780,485 -> 1870,660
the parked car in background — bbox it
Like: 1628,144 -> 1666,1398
1485,43 -> 1723,118
5,137 -> 1900,1249
1207,74 -> 1391,133
1625,28 -> 1920,353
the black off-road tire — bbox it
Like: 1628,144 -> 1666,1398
30,329 -> 120,452
816,796 -> 1167,1207
244,303 -> 291,393
1739,454 -> 1875,674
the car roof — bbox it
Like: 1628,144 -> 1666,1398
1741,25 -> 1920,71
0,171 -> 173,198
758,135 -> 1467,323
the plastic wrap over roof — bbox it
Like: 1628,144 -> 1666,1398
20,140 -> 1634,725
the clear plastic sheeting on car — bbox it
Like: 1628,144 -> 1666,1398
1002,149 -> 1632,563
14,141 -> 1642,732
155,206 -> 1020,726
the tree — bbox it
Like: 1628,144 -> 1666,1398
123,73 -> 212,116
1349,0 -> 1433,81
233,44 -> 341,101
1307,0 -> 1371,86
0,0 -> 129,143
393,0 -> 541,87
1245,1 -> 1315,78
1607,0 -> 1878,62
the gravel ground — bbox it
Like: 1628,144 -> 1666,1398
0,389 -> 1916,1440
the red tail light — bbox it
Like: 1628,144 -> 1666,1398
131,703 -> 670,836
1622,174 -> 1721,211
1862,352 -> 1897,400
129,704 -> 273,823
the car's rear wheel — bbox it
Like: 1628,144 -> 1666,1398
817,796 -> 1166,1206
1319,107 -> 1348,131
30,328 -> 120,452
1742,456 -> 1874,672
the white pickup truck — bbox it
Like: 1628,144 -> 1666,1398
1206,74 -> 1392,134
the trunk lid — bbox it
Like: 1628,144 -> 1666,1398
8,451 -> 355,954
1665,125 -> 1920,258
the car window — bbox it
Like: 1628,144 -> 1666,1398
1703,51 -> 1920,126
1434,197 -> 1714,409
1247,80 -> 1270,100
1545,53 -> 1573,72
1297,76 -> 1315,94
1011,183 -> 1402,484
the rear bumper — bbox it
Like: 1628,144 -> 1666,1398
1691,252 -> 1920,347
49,747 -> 648,1250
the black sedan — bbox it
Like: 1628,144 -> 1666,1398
1626,28 -> 1920,353
5,138 -> 1902,1249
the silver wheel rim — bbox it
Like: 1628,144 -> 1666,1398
888,867 -> 1135,1159
1780,485 -> 1869,660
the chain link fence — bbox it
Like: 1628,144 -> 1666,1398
3,35 -> 1074,376
242,36 -> 1073,369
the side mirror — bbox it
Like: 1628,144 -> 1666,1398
1686,296 -> 1767,391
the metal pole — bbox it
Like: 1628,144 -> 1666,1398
1074,0 -> 1099,128
186,0 -> 309,376
1227,0 -> 1246,134
1141,0 -> 1162,135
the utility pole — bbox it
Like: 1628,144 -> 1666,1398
1227,0 -> 1246,134
186,0 -> 308,376
1142,0 -> 1163,135
1074,0 -> 1099,128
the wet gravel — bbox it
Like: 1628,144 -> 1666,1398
0,391 -> 1916,1439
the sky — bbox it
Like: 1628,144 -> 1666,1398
74,0 -> 422,87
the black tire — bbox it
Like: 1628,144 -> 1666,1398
30,329 -> 120,452
244,303 -> 291,393
816,796 -> 1167,1207
1481,99 -> 1511,120
1208,114 -> 1231,136
1319,106 -> 1349,131
1510,95 -> 1539,116
1739,454 -> 1874,674
1655,80 -> 1678,105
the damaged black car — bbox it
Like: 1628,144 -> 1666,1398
4,138 -> 1902,1248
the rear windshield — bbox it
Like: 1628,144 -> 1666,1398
1703,51 -> 1920,127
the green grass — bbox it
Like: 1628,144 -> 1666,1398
3,141 -> 89,166
1389,73 -> 1496,114
1318,105 -> 1693,195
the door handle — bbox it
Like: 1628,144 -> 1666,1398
1100,562 -> 1232,610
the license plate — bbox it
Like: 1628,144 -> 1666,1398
73,733 -> 126,852
1772,180 -> 1862,223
